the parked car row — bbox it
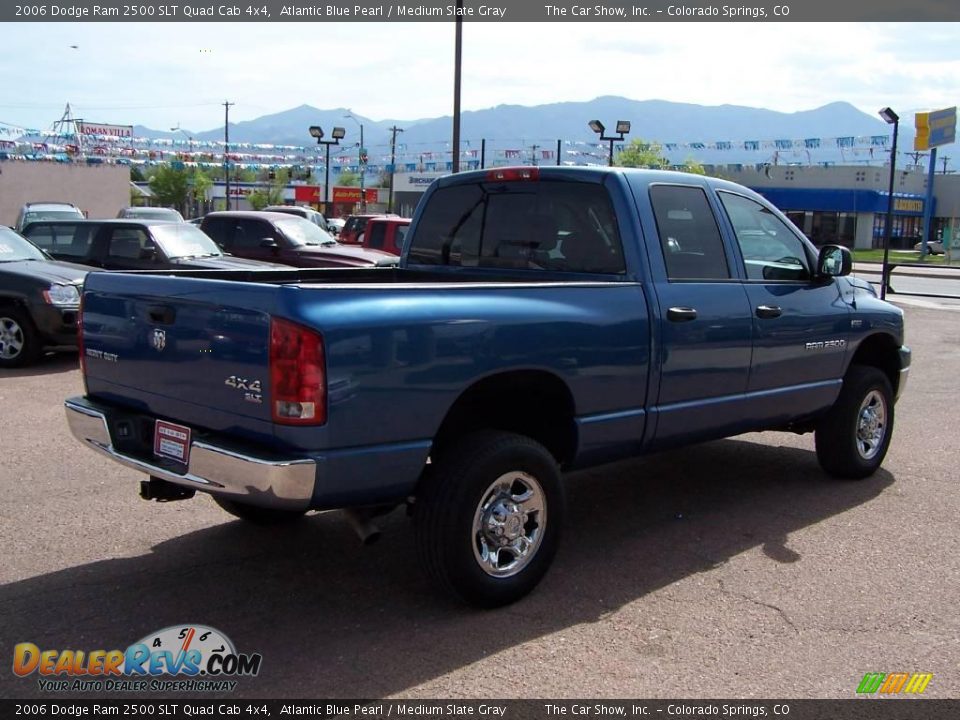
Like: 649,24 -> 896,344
2,206 -> 411,366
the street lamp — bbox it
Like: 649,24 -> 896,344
879,107 -> 900,300
309,125 -> 345,217
344,111 -> 367,212
588,119 -> 631,166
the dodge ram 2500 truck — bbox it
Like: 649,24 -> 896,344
66,166 -> 910,607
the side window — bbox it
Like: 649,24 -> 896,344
24,224 -> 56,251
107,228 -> 150,260
201,218 -> 230,248
650,185 -> 730,281
718,192 -> 811,282
230,221 -> 267,250
367,223 -> 386,249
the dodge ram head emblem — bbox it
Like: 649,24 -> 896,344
150,329 -> 166,352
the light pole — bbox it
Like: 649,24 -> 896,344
588,119 -> 631,166
388,125 -> 404,214
309,125 -> 345,217
344,111 -> 366,212
879,107 -> 899,300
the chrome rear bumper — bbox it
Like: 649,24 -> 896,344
65,398 -> 316,510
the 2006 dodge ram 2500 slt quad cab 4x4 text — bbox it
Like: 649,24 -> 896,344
66,166 -> 910,607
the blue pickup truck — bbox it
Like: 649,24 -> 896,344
66,166 -> 910,607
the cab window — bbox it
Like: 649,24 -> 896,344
649,185 -> 730,281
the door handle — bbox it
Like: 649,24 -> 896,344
667,306 -> 698,322
756,305 -> 783,319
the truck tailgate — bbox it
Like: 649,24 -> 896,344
82,273 -> 286,443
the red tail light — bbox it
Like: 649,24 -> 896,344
270,317 -> 326,425
486,166 -> 539,182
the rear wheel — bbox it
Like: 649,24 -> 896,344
415,431 -> 564,608
0,308 -> 40,368
212,496 -> 307,525
815,366 -> 894,479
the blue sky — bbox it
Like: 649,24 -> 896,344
1,22 -> 958,133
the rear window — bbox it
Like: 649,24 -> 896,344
407,180 -> 625,274
22,223 -> 98,258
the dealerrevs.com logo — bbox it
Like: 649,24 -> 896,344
13,625 -> 262,693
856,672 -> 933,695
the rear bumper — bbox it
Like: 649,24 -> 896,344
65,397 -> 316,510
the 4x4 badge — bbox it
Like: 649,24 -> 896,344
150,329 -> 166,352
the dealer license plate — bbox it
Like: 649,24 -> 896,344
153,420 -> 192,466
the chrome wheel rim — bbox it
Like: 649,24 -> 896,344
0,317 -> 24,360
472,471 -> 547,578
856,390 -> 887,460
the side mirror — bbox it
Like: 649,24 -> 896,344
139,247 -> 157,261
259,238 -> 279,249
817,245 -> 852,278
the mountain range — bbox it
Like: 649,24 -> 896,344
135,97 -> 943,168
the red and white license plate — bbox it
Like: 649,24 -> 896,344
153,420 -> 192,465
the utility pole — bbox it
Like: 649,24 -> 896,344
943,156 -> 952,174
452,0 -> 463,173
388,125 -> 404,214
908,151 -> 927,168
223,101 -> 234,210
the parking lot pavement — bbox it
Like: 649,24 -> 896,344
1,305 -> 958,700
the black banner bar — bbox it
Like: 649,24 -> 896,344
2,700 -> 959,719
2,0 -> 959,23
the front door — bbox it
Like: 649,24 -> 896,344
717,191 -> 849,419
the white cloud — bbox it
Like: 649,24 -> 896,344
0,21 -> 957,132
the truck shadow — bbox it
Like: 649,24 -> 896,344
1,352 -> 79,378
1,437 -> 892,699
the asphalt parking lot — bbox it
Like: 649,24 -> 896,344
1,302 -> 958,700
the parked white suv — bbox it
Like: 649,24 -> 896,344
15,202 -> 84,233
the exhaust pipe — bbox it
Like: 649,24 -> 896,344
343,508 -> 382,545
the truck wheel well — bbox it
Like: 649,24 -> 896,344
849,333 -> 900,395
432,371 -> 577,465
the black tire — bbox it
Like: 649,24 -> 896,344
212,496 -> 307,525
415,430 -> 564,608
815,366 -> 894,479
0,308 -> 41,368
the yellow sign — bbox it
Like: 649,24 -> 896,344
915,107 -> 957,151
893,198 -> 924,213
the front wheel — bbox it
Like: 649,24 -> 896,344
0,308 -> 40,368
815,366 -> 894,479
415,431 -> 564,608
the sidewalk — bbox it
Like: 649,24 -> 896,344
853,261 -> 960,280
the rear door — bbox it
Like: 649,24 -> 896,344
643,184 -> 755,445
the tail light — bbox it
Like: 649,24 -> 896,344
486,166 -> 539,182
270,317 -> 326,425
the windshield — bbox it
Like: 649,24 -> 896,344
123,208 -> 184,222
275,217 -> 337,247
150,223 -> 223,259
0,228 -> 47,262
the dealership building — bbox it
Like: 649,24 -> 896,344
392,164 -> 960,251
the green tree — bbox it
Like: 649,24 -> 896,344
247,167 -> 288,210
338,170 -> 359,187
616,139 -> 669,169
147,164 -> 191,214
